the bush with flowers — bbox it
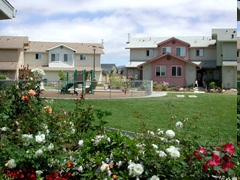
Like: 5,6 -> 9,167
0,66 -> 238,179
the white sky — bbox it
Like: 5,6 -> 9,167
0,0 -> 237,66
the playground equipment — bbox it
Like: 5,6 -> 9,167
60,70 -> 95,94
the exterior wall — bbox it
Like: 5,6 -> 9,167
24,52 -> 48,66
74,54 -> 100,68
158,40 -> 189,60
185,63 -> 196,86
222,66 -> 237,89
130,48 -> 158,61
0,49 -> 19,62
222,42 -> 236,61
151,56 -> 185,86
189,48 -> 216,61
142,63 -> 152,80
215,41 -> 222,66
48,47 -> 74,67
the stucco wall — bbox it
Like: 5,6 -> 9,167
158,39 -> 189,59
189,48 -> 216,61
222,42 -> 237,61
185,63 -> 196,86
222,66 -> 237,89
0,49 -> 19,62
130,48 -> 158,61
74,54 -> 100,68
24,52 -> 48,66
142,63 -> 152,80
151,56 -> 186,86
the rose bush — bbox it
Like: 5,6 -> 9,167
0,67 -> 238,179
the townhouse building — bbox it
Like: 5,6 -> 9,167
0,36 -> 104,82
125,28 -> 237,89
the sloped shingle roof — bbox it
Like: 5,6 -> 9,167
27,41 -> 104,54
0,36 -> 28,49
125,36 -> 216,49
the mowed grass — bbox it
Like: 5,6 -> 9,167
48,93 -> 236,144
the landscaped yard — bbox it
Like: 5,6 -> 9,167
50,93 -> 236,145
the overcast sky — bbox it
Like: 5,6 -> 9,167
0,0 -> 237,66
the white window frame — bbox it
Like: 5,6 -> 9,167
51,53 -> 59,62
162,47 -> 171,54
176,47 -> 186,56
156,66 -> 166,77
80,54 -> 86,60
171,66 -> 182,77
35,53 -> 42,60
196,49 -> 204,57
64,54 -> 72,62
146,49 -> 154,57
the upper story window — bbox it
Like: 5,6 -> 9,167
176,47 -> 186,57
162,47 -> 171,54
51,53 -> 59,62
171,66 -> 182,77
196,49 -> 204,57
80,54 -> 86,60
146,49 -> 154,57
237,51 -> 239,58
156,66 -> 166,76
35,53 -> 42,60
64,54 -> 72,62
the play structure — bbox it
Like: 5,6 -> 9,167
60,70 -> 96,94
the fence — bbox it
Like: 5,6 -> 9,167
0,80 -> 153,99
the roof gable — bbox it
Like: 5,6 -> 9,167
46,44 -> 76,52
157,37 -> 190,47
138,53 -> 199,67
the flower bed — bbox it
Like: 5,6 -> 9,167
0,67 -> 238,179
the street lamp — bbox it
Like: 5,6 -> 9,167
93,45 -> 96,80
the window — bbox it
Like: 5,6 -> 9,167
156,66 -> 166,76
176,47 -> 186,56
196,49 -> 204,56
51,53 -> 59,61
146,49 -> 154,57
171,66 -> 181,77
35,53 -> 42,59
80,54 -> 86,60
162,47 -> 171,54
64,54 -> 72,62
238,51 -> 239,57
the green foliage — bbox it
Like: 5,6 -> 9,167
58,70 -> 66,81
0,74 -> 7,79
0,66 -> 238,179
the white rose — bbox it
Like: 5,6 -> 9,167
5,159 -> 16,169
165,130 -> 175,139
157,150 -> 167,158
166,146 -> 180,158
47,143 -> 54,151
175,121 -> 183,129
1,127 -> 7,131
152,144 -> 158,149
35,149 -> 43,156
35,134 -> 45,143
150,175 -> 160,180
78,140 -> 84,147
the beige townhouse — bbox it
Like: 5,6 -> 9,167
0,36 -> 104,82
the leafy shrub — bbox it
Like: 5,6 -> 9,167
0,66 -> 238,179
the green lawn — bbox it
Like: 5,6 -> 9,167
48,93 -> 236,144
